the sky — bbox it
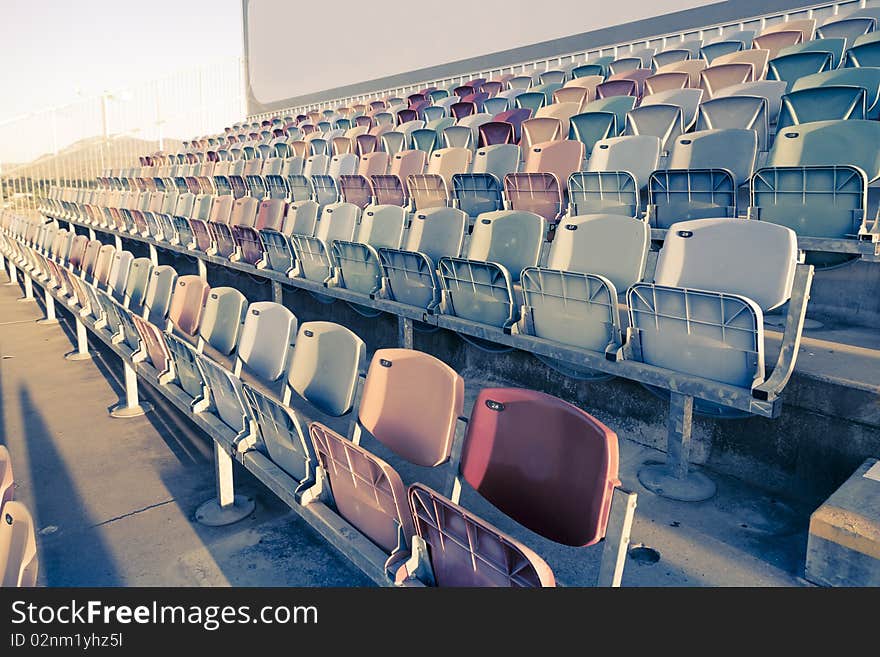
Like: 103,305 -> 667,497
0,0 -> 243,122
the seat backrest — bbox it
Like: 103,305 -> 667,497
237,301 -> 298,382
124,257 -> 153,307
753,30 -> 803,59
355,205 -> 406,249
668,128 -> 757,185
0,501 -> 38,587
471,143 -> 520,180
408,483 -> 555,587
767,52 -> 834,90
696,95 -> 769,151
623,104 -> 683,155
713,48 -> 770,78
534,102 -> 580,135
640,87 -> 703,128
548,214 -> 649,291
309,423 -> 412,554
791,67 -> 880,112
655,59 -> 707,86
389,149 -> 427,179
168,275 -> 210,336
644,71 -> 690,95
776,86 -> 867,131
442,125 -> 473,150
199,287 -> 248,355
589,135 -> 660,191
655,218 -> 798,311
404,207 -> 467,261
699,63 -> 754,98
358,348 -> 464,467
460,387 -> 619,547
466,210 -> 545,281
426,147 -> 472,186
768,119 -> 880,182
287,321 -> 365,416
108,250 -> 134,297
524,139 -> 584,190
144,264 -> 178,325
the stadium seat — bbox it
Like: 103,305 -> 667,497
143,265 -> 177,327
776,86 -> 867,131
520,214 -> 648,352
198,287 -> 248,356
817,8 -> 880,43
791,67 -> 880,118
167,275 -> 210,336
843,32 -> 880,68
571,135 -> 660,216
379,207 -> 467,309
624,104 -> 684,156
405,483 -> 555,587
452,143 -> 520,217
438,210 -> 545,328
331,205 -> 406,295
649,128 -> 757,227
695,95 -> 770,152
767,52 -> 834,91
292,203 -> 361,284
639,87 -> 703,129
629,218 -> 798,387
235,301 -> 298,384
0,501 -> 38,587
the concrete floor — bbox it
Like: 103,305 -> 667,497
0,272 -> 813,587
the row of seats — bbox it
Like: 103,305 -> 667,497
0,446 -> 39,588
0,220 -> 629,587
21,189 -> 804,397
43,116 -> 880,283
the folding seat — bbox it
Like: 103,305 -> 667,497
338,175 -> 375,209
457,113 -> 493,144
331,205 -> 407,295
552,86 -> 589,108
520,117 -> 563,152
750,119 -> 880,265
562,74 -> 604,102
652,41 -> 701,69
844,32 -> 880,68
700,30 -> 755,64
699,63 -> 755,98
482,80 -> 504,96
608,56 -> 642,76
478,121 -> 515,146
504,140 -> 584,224
194,286 -> 248,360
452,144 -> 520,218
713,80 -> 787,126
624,104 -> 683,156
215,196 -> 258,258
534,101 -> 580,136
712,48 -> 770,80
332,136 -> 355,155
442,125 -> 474,150
817,8 -> 880,42
571,135 -> 660,216
80,239 -> 102,280
644,71 -> 690,95
628,218 -> 798,388
407,147 -> 472,211
572,57 -> 613,78
576,95 -> 637,137
753,30 -> 803,60
308,348 -> 463,568
492,108 -> 531,142
648,128 -> 757,228
529,83 -> 562,105
167,275 -> 210,336
381,131 -> 406,156
791,67 -> 880,118
515,91 -> 546,114
766,52 -> 834,92
695,95 -> 770,153
421,105 -> 447,123
143,264 -> 178,326
776,86 -> 867,131
601,69 -> 653,99
241,321 -> 365,489
777,37 -> 846,68
411,128 -> 439,155
520,214 -> 648,357
0,501 -> 38,587
449,101 -> 477,121
358,150 -> 389,178
67,234 -> 88,271
232,301 -> 298,389
291,202 -> 361,283
378,207 -> 467,309
438,210 -> 545,328
93,244 -> 116,287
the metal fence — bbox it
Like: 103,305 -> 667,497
0,57 -> 246,211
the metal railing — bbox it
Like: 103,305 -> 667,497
0,57 -> 246,212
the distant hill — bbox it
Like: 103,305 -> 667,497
8,135 -> 185,180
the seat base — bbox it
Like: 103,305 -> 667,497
36,318 -> 60,326
109,401 -> 153,418
64,350 -> 92,361
195,495 -> 256,526
638,461 -> 717,502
